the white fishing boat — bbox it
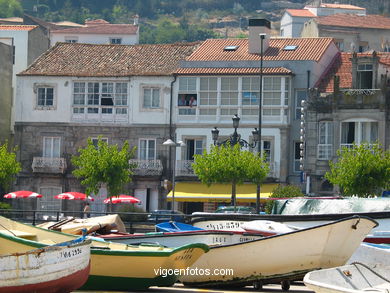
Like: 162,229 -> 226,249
99,229 -> 263,247
0,236 -> 91,293
303,263 -> 390,293
347,242 -> 390,266
180,216 -> 377,288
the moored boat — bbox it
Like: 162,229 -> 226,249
347,242 -> 390,266
303,263 -> 390,293
0,236 -> 91,293
100,229 -> 264,247
0,216 -> 209,291
156,221 -> 204,232
180,216 -> 377,288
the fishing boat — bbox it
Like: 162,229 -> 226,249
241,220 -> 299,236
347,242 -> 390,266
0,216 -> 209,291
303,263 -> 390,293
100,229 -> 264,247
155,221 -> 204,232
180,216 -> 377,288
0,236 -> 91,293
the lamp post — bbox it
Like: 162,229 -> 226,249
211,114 -> 259,210
163,139 -> 185,212
256,33 -> 266,213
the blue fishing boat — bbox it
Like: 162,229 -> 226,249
156,221 -> 204,232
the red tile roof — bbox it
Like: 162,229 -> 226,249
286,9 -> 316,18
186,38 -> 334,62
316,52 -> 390,92
319,3 -> 365,10
52,23 -> 138,35
0,25 -> 37,31
176,67 -> 292,75
85,19 -> 110,25
19,42 -> 200,77
316,14 -> 390,30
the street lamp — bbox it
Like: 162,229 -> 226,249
211,114 -> 259,210
256,33 -> 266,213
163,139 -> 186,212
212,114 -> 259,148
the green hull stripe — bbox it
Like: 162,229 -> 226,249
81,274 -> 177,290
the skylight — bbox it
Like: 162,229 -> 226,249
283,45 -> 298,51
224,45 -> 239,51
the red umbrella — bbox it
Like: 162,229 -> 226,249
54,192 -> 94,201
103,195 -> 140,204
4,190 -> 43,199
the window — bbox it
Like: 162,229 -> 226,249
91,137 -> 108,149
318,121 -> 333,160
43,137 -> 60,158
65,37 -> 78,43
110,38 -> 122,44
295,90 -> 307,119
294,142 -> 302,172
139,139 -> 156,160
143,88 -> 160,109
185,139 -> 203,160
179,77 -> 196,91
334,39 -> 344,51
341,121 -> 378,148
221,77 -> 238,106
263,77 -> 282,105
242,77 -> 260,106
37,87 -> 54,107
72,82 -> 128,115
199,77 -> 217,106
357,64 -> 373,89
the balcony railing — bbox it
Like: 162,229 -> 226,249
32,157 -> 67,174
176,160 -> 278,178
129,159 -> 163,176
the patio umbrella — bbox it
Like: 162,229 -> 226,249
103,195 -> 140,204
4,190 -> 43,199
54,192 -> 94,201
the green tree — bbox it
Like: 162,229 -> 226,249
154,18 -> 186,44
265,184 -> 304,214
71,137 -> 136,198
0,141 -> 21,193
192,143 -> 269,207
325,143 -> 390,197
0,0 -> 23,17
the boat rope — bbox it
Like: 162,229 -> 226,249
0,222 -> 17,237
351,262 -> 390,284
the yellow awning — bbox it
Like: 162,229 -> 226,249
167,182 -> 278,203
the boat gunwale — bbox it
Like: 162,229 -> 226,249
202,216 -> 378,250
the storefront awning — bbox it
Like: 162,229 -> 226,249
167,182 -> 278,202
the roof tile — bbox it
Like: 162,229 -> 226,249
176,67 -> 292,75
316,14 -> 390,30
286,9 -> 316,18
0,25 -> 37,31
52,23 -> 138,35
186,37 -> 334,62
19,42 -> 200,77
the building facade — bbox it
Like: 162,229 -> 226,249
303,51 -> 390,195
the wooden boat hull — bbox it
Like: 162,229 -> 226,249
100,230 -> 263,247
180,216 -> 377,287
303,263 -> 390,293
0,216 -> 209,291
0,238 -> 91,293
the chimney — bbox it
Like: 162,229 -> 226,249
248,19 -> 271,54
133,14 -> 139,25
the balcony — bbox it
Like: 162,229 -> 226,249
338,89 -> 383,109
130,159 -> 163,176
176,160 -> 279,178
32,157 -> 67,174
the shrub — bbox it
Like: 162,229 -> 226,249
265,184 -> 304,214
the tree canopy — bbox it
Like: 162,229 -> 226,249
192,143 -> 269,205
0,0 -> 23,18
325,143 -> 390,197
71,137 -> 136,197
0,141 -> 21,192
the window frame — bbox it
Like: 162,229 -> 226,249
139,138 -> 156,160
340,120 -> 378,148
317,121 -> 333,160
43,136 -> 61,158
142,86 -> 161,110
35,84 -> 56,110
